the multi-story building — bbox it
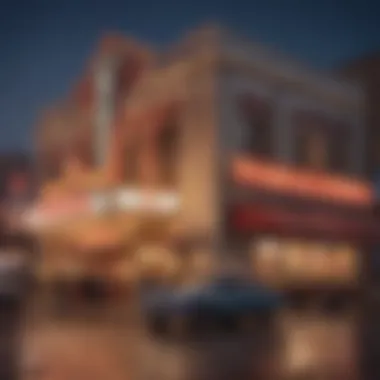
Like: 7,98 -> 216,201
337,53 -> 380,179
25,25 -> 379,378
338,53 -> 380,380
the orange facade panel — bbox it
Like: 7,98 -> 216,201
232,156 -> 373,206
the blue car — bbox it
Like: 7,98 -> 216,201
141,276 -> 282,336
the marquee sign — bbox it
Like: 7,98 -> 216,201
232,156 -> 373,206
22,188 -> 180,230
22,195 -> 92,229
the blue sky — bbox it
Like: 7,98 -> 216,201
0,0 -> 379,151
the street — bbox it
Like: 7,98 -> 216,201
4,287 -> 361,380
19,291 -> 142,380
19,288 -> 214,380
17,289 -> 273,380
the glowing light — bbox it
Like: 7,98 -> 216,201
232,156 -> 373,205
115,188 -> 180,213
23,188 -> 180,230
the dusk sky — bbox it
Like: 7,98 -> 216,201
0,0 -> 379,152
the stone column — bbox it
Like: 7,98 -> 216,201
176,58 -> 220,245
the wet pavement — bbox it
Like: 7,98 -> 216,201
20,291 -> 142,380
17,290 -> 273,380
0,287 -> 363,380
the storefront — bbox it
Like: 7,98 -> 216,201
228,207 -> 366,379
21,187 -> 181,285
226,156 -> 377,379
20,184 -> 217,294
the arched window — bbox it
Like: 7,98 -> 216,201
294,112 -> 352,174
294,113 -> 329,170
306,130 -> 329,170
330,122 -> 351,174
237,94 -> 274,158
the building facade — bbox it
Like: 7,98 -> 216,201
26,26 -> 377,378
338,53 -> 380,380
29,25 -> 372,282
338,53 -> 380,179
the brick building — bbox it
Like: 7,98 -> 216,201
337,53 -> 380,179
26,25 -> 379,378
337,53 -> 380,380
30,25 -> 373,280
35,33 -> 153,185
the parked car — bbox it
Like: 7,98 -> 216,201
141,275 -> 281,336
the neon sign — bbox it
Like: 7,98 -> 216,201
232,156 -> 373,206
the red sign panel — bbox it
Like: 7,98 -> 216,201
230,205 -> 374,241
232,156 -> 373,206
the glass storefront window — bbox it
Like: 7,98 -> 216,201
135,245 -> 180,282
251,236 -> 359,285
190,250 -> 212,273
308,244 -> 330,280
332,244 -> 358,282
283,241 -> 306,279
251,237 -> 280,282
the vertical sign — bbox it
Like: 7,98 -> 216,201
94,56 -> 118,167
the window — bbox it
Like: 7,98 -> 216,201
330,122 -> 351,173
238,94 -> 274,158
251,237 -> 281,282
294,112 -> 352,174
295,113 -> 329,170
306,130 -> 328,169
252,236 -> 359,285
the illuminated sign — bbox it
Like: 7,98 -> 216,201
23,188 -> 180,229
115,188 -> 180,213
23,196 -> 92,229
252,237 -> 358,284
232,156 -> 373,206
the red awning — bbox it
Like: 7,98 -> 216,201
232,156 -> 373,207
230,205 -> 379,242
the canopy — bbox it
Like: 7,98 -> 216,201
230,204 -> 379,242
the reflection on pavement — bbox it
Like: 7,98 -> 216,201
20,293 -> 359,380
22,325 -> 134,380
21,294 -> 141,380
